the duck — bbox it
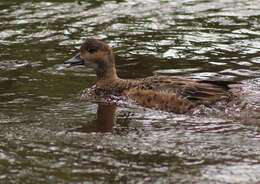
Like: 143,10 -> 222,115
65,38 -> 237,113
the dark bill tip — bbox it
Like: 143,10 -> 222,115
64,53 -> 84,67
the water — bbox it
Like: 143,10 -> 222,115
0,0 -> 260,183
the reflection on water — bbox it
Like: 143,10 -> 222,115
0,0 -> 260,183
71,104 -> 117,133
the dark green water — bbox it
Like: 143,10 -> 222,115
1,0 -> 260,183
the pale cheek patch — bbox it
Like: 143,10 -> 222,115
94,51 -> 106,61
88,62 -> 98,69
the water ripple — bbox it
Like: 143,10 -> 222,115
1,0 -> 260,183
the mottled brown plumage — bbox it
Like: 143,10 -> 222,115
65,38 -> 236,113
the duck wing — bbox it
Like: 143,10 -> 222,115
129,76 -> 236,106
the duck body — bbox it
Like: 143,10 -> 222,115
65,39 -> 236,113
93,76 -> 234,113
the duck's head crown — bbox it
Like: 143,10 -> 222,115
80,38 -> 110,54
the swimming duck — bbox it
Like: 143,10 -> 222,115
65,38 -> 236,113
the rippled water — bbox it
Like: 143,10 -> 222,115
1,0 -> 260,183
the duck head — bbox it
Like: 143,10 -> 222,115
65,39 -> 118,81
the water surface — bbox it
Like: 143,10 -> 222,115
1,0 -> 260,183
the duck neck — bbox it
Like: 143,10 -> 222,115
95,53 -> 118,82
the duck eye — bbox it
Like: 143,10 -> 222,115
88,48 -> 97,53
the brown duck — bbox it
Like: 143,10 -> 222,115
65,39 -> 237,113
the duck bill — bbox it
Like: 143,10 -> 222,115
64,53 -> 84,67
